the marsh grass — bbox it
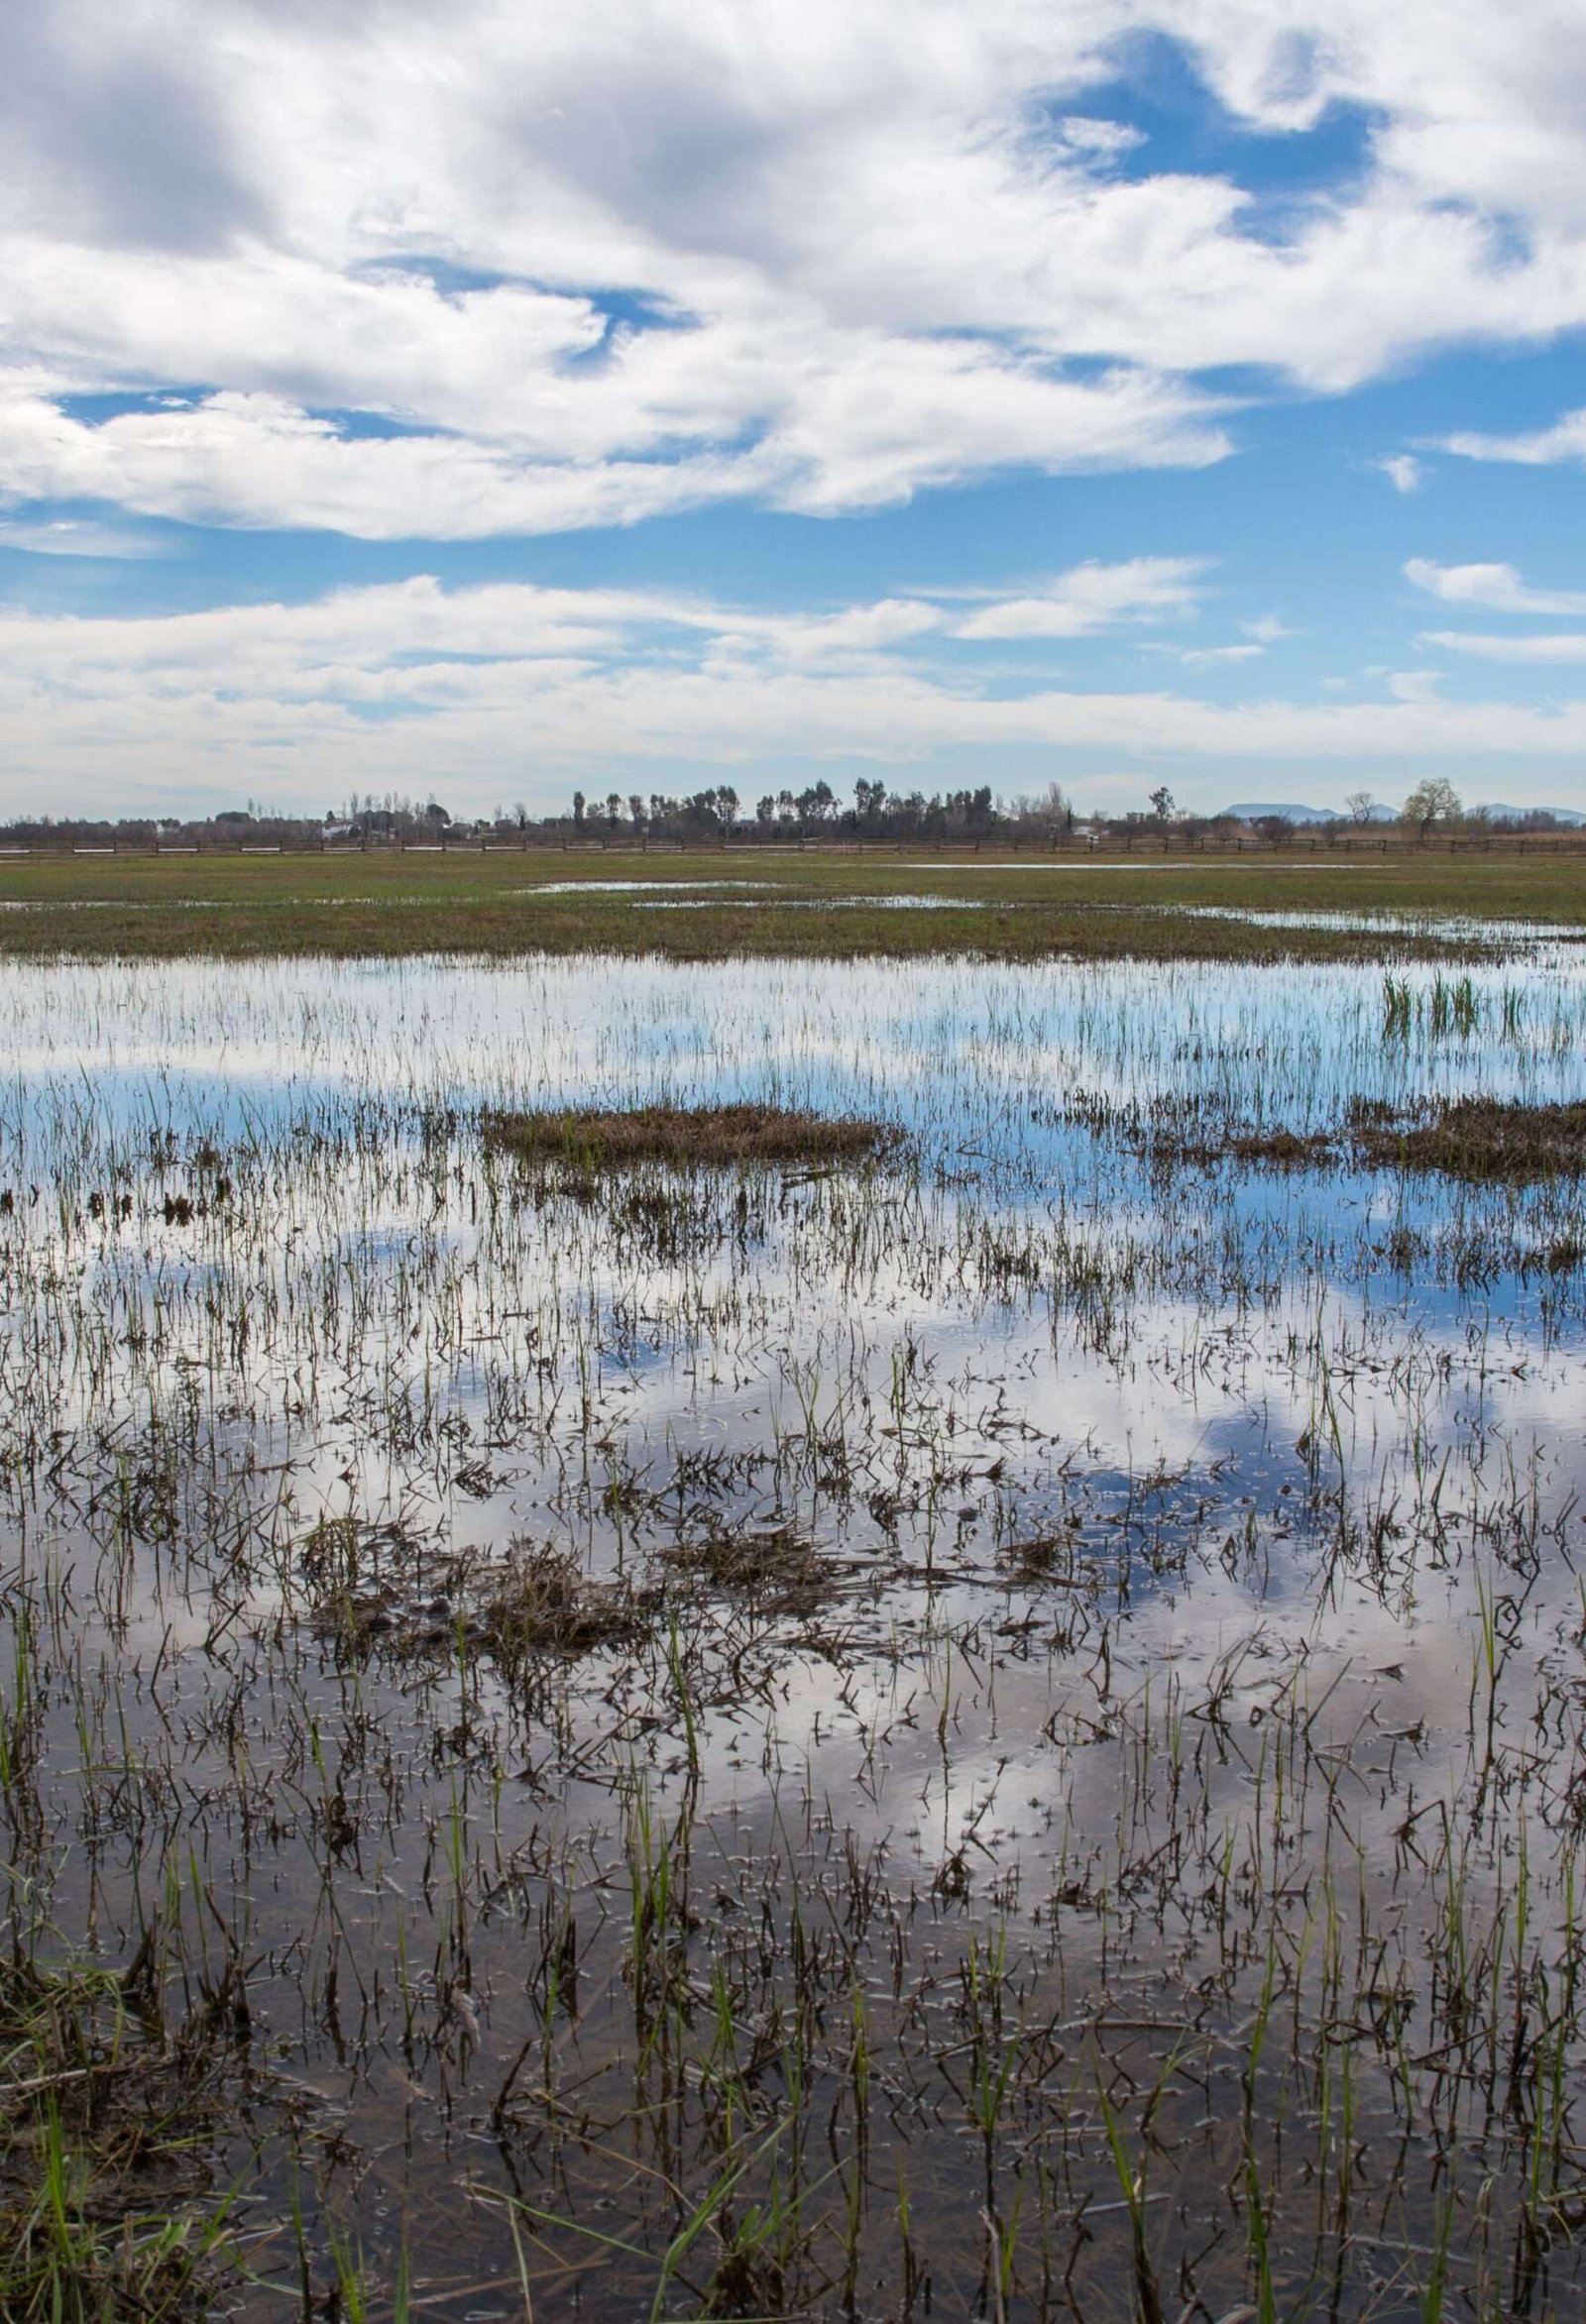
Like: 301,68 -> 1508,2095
484,1100 -> 900,1169
3,945 -> 1586,2318
1139,1095 -> 1586,1182
475,1539 -> 651,1660
0,1943 -> 252,2322
658,1521 -> 835,1613
1351,1094 -> 1586,1181
6,843 -> 1586,964
302,1527 -> 650,1661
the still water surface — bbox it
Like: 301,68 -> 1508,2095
3,947 -> 1585,2318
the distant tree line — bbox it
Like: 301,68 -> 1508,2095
0,777 -> 1577,849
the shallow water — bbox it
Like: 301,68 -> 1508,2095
3,946 -> 1586,2320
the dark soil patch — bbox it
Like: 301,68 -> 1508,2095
483,1102 -> 900,1170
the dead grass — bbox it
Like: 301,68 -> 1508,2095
1147,1125 -> 1335,1169
660,1522 -> 834,1613
475,1541 -> 649,1660
483,1101 -> 900,1170
1347,1095 -> 1586,1181
1137,1097 -> 1586,1184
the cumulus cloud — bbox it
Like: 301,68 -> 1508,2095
3,2 -> 1586,536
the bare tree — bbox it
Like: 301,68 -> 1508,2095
1401,778 -> 1462,841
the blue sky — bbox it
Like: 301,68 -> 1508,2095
3,1 -> 1586,819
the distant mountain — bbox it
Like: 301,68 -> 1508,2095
1475,803 -> 1586,827
1222,801 -> 1393,825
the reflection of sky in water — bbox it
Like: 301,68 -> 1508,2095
627,893 -> 991,910
520,878 -> 775,894
2,939 -> 1579,1663
1172,904 -> 1586,944
3,948 -> 1584,1161
7,946 -> 1586,2310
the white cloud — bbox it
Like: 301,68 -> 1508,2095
1053,118 -> 1147,158
0,364 -> 1226,539
1379,455 -> 1421,493
4,2 -> 1586,535
1175,642 -> 1266,667
1421,629 -> 1586,662
1436,409 -> 1586,466
1405,557 -> 1586,614
955,557 -> 1209,639
6,571 -> 1586,816
0,378 -> 764,538
0,515 -> 165,556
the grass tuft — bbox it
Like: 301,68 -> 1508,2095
484,1101 -> 900,1170
660,1523 -> 835,1614
0,1945 -> 247,2322
1348,1094 -> 1586,1181
476,1540 -> 650,1661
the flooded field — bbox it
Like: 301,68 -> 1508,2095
5,943 -> 1586,2321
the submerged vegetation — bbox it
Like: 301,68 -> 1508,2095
2,939 -> 1586,2317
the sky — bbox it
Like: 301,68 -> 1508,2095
4,2 -> 1586,821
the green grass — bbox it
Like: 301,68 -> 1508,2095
0,1947 -> 245,2322
1,843 -> 1583,961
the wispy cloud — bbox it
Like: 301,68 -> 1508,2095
1435,410 -> 1586,467
1378,455 -> 1421,493
1405,558 -> 1586,615
1175,642 -> 1265,667
0,370 -> 1227,540
5,573 -> 1586,816
0,516 -> 168,558
1421,629 -> 1586,661
954,558 -> 1209,640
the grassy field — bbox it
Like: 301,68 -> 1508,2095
1,842 -> 1584,960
